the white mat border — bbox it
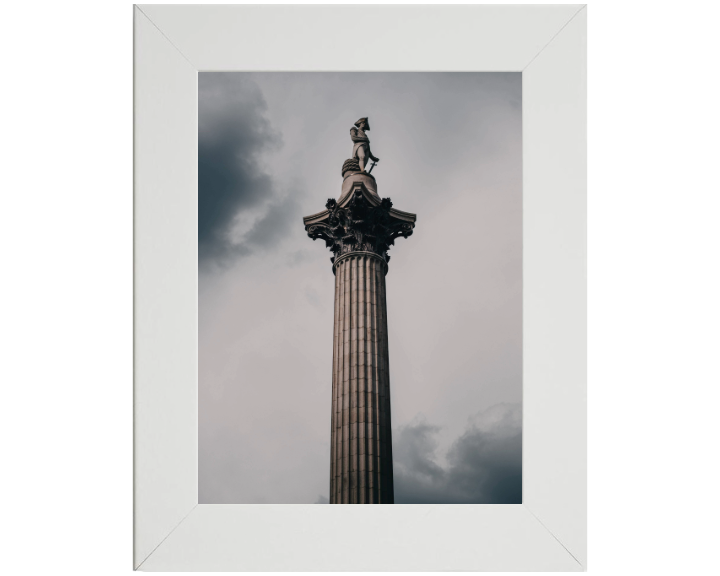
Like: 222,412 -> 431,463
134,5 -> 586,571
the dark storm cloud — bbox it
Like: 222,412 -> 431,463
394,403 -> 522,504
199,74 -> 293,266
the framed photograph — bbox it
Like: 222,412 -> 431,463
134,4 -> 586,571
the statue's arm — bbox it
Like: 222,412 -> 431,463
350,127 -> 369,143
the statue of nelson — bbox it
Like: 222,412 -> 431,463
350,117 -> 380,173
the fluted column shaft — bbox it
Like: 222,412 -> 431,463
330,251 -> 394,504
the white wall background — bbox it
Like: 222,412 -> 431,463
1,0 -> 718,574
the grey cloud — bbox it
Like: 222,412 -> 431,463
394,403 -> 522,504
394,420 -> 445,483
242,194 -> 301,250
199,73 -> 291,267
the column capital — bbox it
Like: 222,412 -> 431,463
303,181 -> 416,267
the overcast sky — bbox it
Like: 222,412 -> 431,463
199,72 -> 522,504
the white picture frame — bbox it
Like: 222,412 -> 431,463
134,4 -> 586,571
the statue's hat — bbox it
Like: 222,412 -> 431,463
354,117 -> 370,130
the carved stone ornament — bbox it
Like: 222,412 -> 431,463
303,182 -> 416,269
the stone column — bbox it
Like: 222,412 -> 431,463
304,173 -> 416,504
331,251 -> 393,503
